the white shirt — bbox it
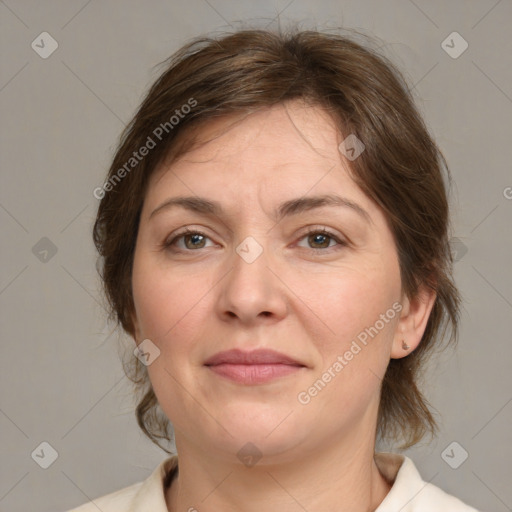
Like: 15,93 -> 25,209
67,452 -> 480,511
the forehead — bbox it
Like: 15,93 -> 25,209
144,101 -> 374,218
155,102 -> 335,171
183,101 -> 340,156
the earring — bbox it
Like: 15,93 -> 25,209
402,340 -> 410,351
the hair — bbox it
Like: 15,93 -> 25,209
93,26 -> 461,453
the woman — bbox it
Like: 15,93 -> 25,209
70,27 -> 479,511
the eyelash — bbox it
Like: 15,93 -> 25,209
162,227 -> 347,254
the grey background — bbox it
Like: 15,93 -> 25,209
1,1 -> 511,511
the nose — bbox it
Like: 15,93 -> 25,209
215,238 -> 288,325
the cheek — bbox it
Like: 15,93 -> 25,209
308,274 -> 399,419
309,263 -> 401,347
131,253 -> 204,341
305,270 -> 399,413
131,272 -> 168,339
131,257 -> 204,418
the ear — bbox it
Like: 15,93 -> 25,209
391,283 -> 437,359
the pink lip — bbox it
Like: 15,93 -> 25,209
204,349 -> 305,385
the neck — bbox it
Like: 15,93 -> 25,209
165,426 -> 392,512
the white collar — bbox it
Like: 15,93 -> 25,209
78,451 -> 477,511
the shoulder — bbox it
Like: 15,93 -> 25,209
64,456 -> 178,512
408,482 -> 480,511
375,452 -> 480,512
66,482 -> 143,512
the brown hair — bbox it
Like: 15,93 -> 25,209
93,27 -> 461,452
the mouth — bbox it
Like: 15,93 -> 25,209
204,349 -> 306,385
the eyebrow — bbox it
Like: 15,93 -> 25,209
149,194 -> 371,224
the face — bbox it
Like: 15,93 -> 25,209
131,100 -> 405,463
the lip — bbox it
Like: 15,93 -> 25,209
204,348 -> 303,366
204,349 -> 306,385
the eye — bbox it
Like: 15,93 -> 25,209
296,228 -> 346,251
163,227 -> 346,253
164,228 -> 215,251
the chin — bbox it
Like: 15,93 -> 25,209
207,432 -> 307,467
202,405 -> 311,463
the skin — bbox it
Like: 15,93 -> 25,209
131,100 -> 436,512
